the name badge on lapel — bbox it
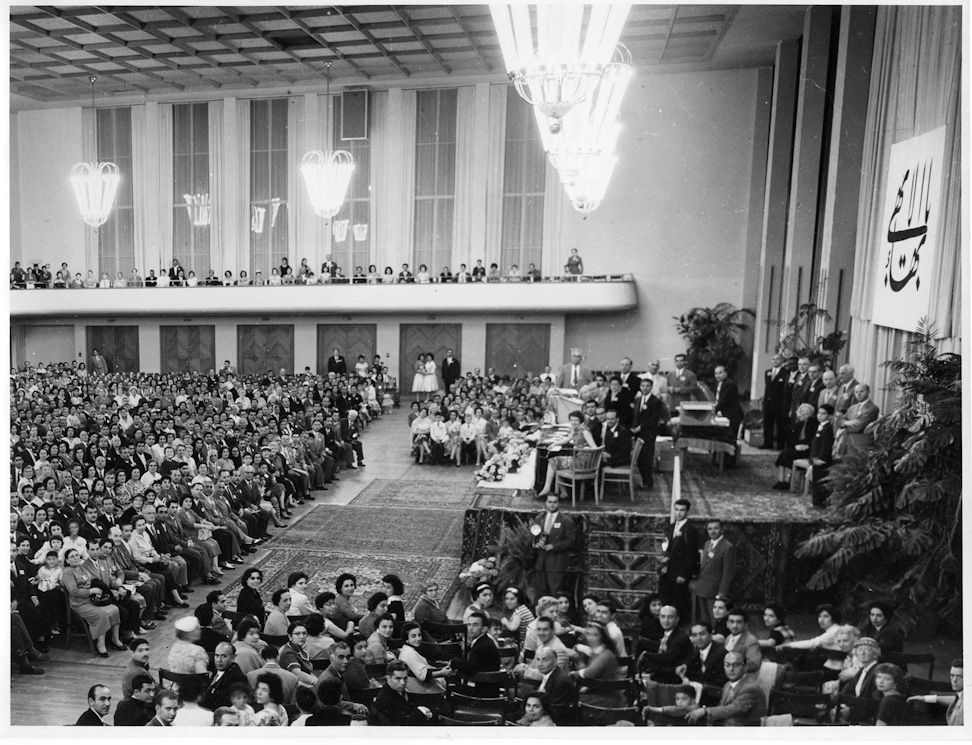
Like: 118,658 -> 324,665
553,522 -> 561,529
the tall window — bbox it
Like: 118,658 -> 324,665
96,107 -> 135,280
501,87 -> 545,272
249,98 -> 289,279
414,88 -> 457,274
173,102 -> 211,277
329,96 -> 371,276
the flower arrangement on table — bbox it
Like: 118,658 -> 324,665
475,433 -> 534,482
458,556 -> 499,591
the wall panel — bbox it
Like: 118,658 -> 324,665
316,324 -> 377,375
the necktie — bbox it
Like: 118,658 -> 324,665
659,632 -> 669,653
571,366 -> 578,386
544,512 -> 555,534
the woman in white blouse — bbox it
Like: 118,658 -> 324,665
777,603 -> 844,653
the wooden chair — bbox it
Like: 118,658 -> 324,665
419,640 -> 462,661
260,633 -> 289,647
550,701 -> 578,726
347,686 -> 379,706
903,675 -> 953,695
832,692 -> 879,725
555,447 -> 603,507
451,691 -> 508,720
311,658 -> 330,671
62,588 -> 94,651
636,636 -> 660,657
885,651 -> 935,679
790,459 -> 812,494
158,669 -> 209,690
578,701 -> 642,726
778,668 -> 826,692
582,677 -> 637,706
767,689 -> 829,725
365,662 -> 389,679
699,684 -> 724,706
906,696 -> 949,726
456,670 -> 516,700
438,713 -> 502,726
598,438 -> 643,503
422,619 -> 466,642
406,691 -> 448,715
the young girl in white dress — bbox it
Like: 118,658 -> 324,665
423,355 -> 439,398
411,353 -> 427,401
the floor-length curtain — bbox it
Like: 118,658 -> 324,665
482,84 -> 507,271
131,102 -> 172,277
230,99 -> 250,274
286,95 -> 304,269
81,107 -> 97,272
374,88 -> 416,272
848,5 -> 962,412
208,100 -> 223,275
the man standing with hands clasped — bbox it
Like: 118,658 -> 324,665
658,499 -> 699,623
531,494 -> 576,599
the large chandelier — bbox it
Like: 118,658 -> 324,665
71,76 -> 121,227
301,62 -> 355,220
537,51 -> 632,213
490,3 -> 631,132
183,193 -> 211,226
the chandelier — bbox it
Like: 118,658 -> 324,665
490,3 -> 631,132
71,76 -> 121,227
537,50 -> 632,213
183,193 -> 211,226
301,62 -> 355,220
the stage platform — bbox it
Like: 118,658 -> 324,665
466,446 -> 824,630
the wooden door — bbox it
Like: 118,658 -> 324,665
237,325 -> 294,377
485,323 -> 550,379
86,325 -> 140,373
316,324 -> 377,375
160,325 -> 216,374
399,324 -> 462,391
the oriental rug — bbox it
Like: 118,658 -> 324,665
349,478 -> 516,510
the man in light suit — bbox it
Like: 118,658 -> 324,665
762,353 -> 789,449
835,384 -> 880,457
685,652 -> 765,726
555,348 -> 593,389
722,609 -> 762,673
666,354 -> 699,409
691,520 -> 736,624
531,494 -> 576,598
658,499 -> 699,623
441,349 -> 461,394
834,364 -> 860,416
631,376 -> 669,491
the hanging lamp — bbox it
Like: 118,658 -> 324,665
301,62 -> 355,220
70,76 -> 121,227
490,3 -> 630,133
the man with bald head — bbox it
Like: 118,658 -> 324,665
637,605 -> 692,684
555,349 -> 593,390
834,364 -> 859,415
201,641 -> 247,710
618,357 -> 639,393
835,383 -> 880,457
516,646 -> 575,716
685,651 -> 765,726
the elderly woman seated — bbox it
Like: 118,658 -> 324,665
772,403 -> 817,489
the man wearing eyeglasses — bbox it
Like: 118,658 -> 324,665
684,651 -> 765,726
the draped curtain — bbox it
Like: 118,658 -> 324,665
374,88 -> 416,272
483,84 -> 508,271
81,107 -> 97,272
286,95 -> 304,270
208,100 -> 223,274
848,5 -> 962,412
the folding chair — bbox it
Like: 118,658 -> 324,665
578,702 -> 642,726
422,619 -> 466,642
260,633 -> 288,647
158,669 -> 209,691
599,438 -> 643,503
450,691 -> 508,721
62,588 -> 94,651
790,459 -> 812,494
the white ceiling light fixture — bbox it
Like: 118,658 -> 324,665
490,3 -> 631,133
71,76 -> 121,228
537,49 -> 633,213
300,62 -> 355,220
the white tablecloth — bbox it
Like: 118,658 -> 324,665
476,449 -> 537,491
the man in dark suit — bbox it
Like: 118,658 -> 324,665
307,679 -> 354,725
603,376 -> 634,428
113,674 -> 156,726
76,684 -> 112,726
312,642 -> 371,716
762,353 -> 789,449
146,689 -> 179,726
441,349 -> 462,394
531,494 -> 576,598
631,376 -> 669,491
803,362 -> 825,409
200,642 -> 248,711
518,647 -> 575,710
685,652 -> 765,726
638,605 -> 693,683
658,498 -> 699,622
690,520 -> 736,624
838,637 -> 882,723
601,409 -> 633,468
677,622 -> 728,688
450,611 -> 502,695
618,356 -> 640,393
327,348 -> 347,375
713,365 -> 744,467
79,504 -> 107,544
371,660 -> 435,725
788,356 -> 811,423
810,404 -> 835,508
194,605 -> 230,669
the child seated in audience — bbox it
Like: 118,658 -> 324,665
35,550 -> 63,592
228,682 -> 257,726
643,685 -> 699,723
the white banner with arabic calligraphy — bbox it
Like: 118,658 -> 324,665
872,126 -> 947,331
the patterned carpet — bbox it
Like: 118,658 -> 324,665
350,477 -> 516,510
